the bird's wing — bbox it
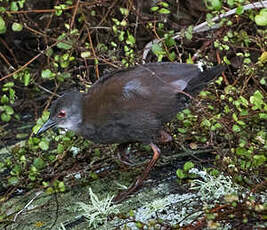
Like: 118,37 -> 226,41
83,63 -> 202,122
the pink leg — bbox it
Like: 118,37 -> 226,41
112,143 -> 161,203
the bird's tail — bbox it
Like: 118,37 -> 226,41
186,65 -> 225,94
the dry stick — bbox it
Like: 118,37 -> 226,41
13,191 -> 44,222
142,1 -> 267,63
5,6 -> 75,14
0,53 -> 42,82
96,57 -> 120,68
43,0 -> 59,66
87,27 -> 100,79
0,51 -> 13,69
33,82 -> 60,98
82,11 -> 100,79
70,0 -> 80,29
23,23 -> 49,38
0,37 -> 18,66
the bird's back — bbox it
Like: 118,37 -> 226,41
80,63 -> 224,144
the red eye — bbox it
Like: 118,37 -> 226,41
57,110 -> 66,118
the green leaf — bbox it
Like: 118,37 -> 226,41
176,169 -> 186,179
205,0 -> 222,11
152,43 -> 164,55
120,19 -> 127,27
167,51 -> 176,61
236,147 -> 247,156
185,25 -> 193,40
176,113 -> 184,120
5,105 -> 14,115
3,81 -> 14,88
54,5 -> 63,16
259,52 -> 267,64
58,181 -> 65,192
186,54 -> 193,64
81,51 -> 91,58
119,7 -> 129,16
183,109 -> 191,115
58,72 -> 71,80
237,120 -> 246,126
39,140 -> 49,151
126,32 -> 135,46
151,6 -> 159,12
223,55 -> 231,65
42,110 -> 50,121
17,0 -> 25,8
118,31 -> 125,42
10,2 -> 19,11
250,90 -> 264,110
57,143 -> 64,154
57,34 -> 73,50
23,71 -> 31,86
1,95 -> 9,104
227,0 -> 234,7
1,112 -> 11,122
201,119 -> 211,127
255,9 -> 267,26
33,157 -> 45,169
259,113 -> 267,119
253,155 -> 266,167
0,16 -> 6,34
159,2 -> 169,7
8,176 -> 19,185
41,69 -> 54,79
158,8 -> 170,14
239,96 -> 248,107
178,128 -> 187,133
236,6 -> 244,15
183,161 -> 194,171
232,124 -> 241,132
232,113 -> 238,122
11,22 -> 23,32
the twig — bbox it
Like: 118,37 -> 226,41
13,191 -> 44,222
0,51 -> 14,70
86,26 -> 100,79
70,0 -> 80,29
33,82 -> 60,97
0,52 -> 43,81
82,10 -> 100,79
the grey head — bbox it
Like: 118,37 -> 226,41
37,91 -> 83,135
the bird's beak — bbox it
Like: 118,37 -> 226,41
37,119 -> 56,135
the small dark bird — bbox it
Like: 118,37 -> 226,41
37,62 -> 224,202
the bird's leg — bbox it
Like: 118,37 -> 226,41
159,130 -> 173,143
116,143 -> 134,166
112,143 -> 161,203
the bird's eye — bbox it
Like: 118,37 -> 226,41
57,110 -> 66,118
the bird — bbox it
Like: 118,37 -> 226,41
37,62 -> 225,202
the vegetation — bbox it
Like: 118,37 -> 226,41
0,0 -> 266,229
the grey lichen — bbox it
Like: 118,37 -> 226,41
75,188 -> 120,228
189,168 -> 240,202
